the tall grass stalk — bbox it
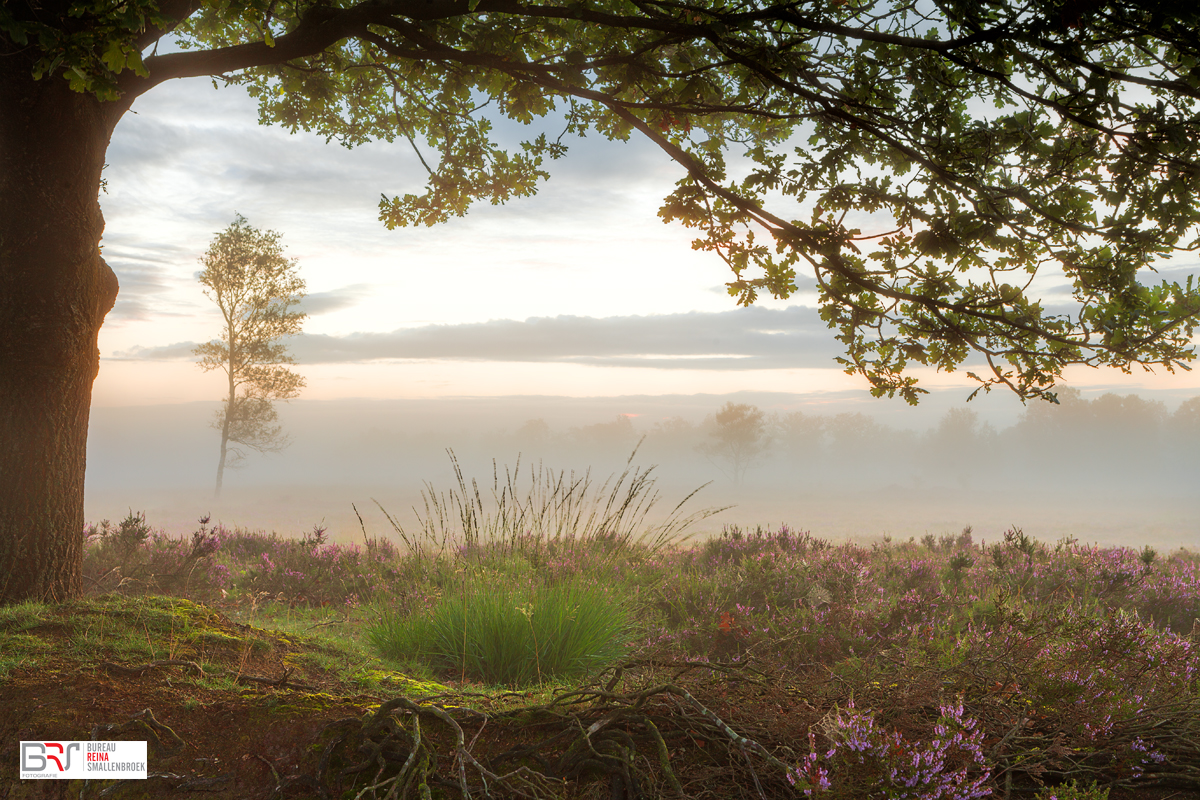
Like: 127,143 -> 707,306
375,444 -> 726,566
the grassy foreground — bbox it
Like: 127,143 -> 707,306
4,460 -> 1200,799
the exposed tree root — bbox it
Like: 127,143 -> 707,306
90,707 -> 186,753
297,661 -> 797,800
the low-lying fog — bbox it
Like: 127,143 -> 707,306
85,388 -> 1200,552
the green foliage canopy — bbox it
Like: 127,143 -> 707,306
7,0 -> 1200,402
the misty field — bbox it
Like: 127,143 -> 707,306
36,461 -> 1200,799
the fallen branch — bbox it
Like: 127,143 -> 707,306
98,659 -> 204,677
235,667 -> 317,691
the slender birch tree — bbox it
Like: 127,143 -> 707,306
194,216 -> 306,498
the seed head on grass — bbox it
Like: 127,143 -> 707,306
516,602 -> 542,686
373,446 -> 725,570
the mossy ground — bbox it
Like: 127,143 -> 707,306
0,592 -> 842,800
0,592 -> 473,798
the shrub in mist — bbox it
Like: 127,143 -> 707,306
83,512 -> 226,597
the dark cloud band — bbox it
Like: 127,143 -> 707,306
113,305 -> 843,370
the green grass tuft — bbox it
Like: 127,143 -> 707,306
368,577 -> 632,688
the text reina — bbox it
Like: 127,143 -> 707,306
87,742 -> 116,761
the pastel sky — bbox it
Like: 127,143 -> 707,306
93,75 -> 1200,409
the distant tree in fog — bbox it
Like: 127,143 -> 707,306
824,413 -> 887,459
1012,386 -> 1088,456
1010,388 -> 1183,488
924,408 -> 995,488
1164,396 -> 1200,473
1017,388 -> 1169,447
1089,393 -> 1167,444
1172,397 -> 1200,439
516,418 -> 553,449
778,412 -> 826,459
570,415 -> 638,459
649,416 -> 697,446
193,216 -> 307,498
700,403 -> 769,486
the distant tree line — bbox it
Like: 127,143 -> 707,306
509,390 -> 1200,493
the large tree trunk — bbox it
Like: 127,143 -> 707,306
0,62 -> 123,604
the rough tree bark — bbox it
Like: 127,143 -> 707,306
0,60 -> 124,603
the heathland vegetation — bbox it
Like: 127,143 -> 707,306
17,454 -> 1195,799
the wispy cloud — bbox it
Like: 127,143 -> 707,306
112,305 -> 842,369
112,341 -> 201,360
1153,262 -> 1200,285
102,237 -> 199,322
296,284 -> 375,315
